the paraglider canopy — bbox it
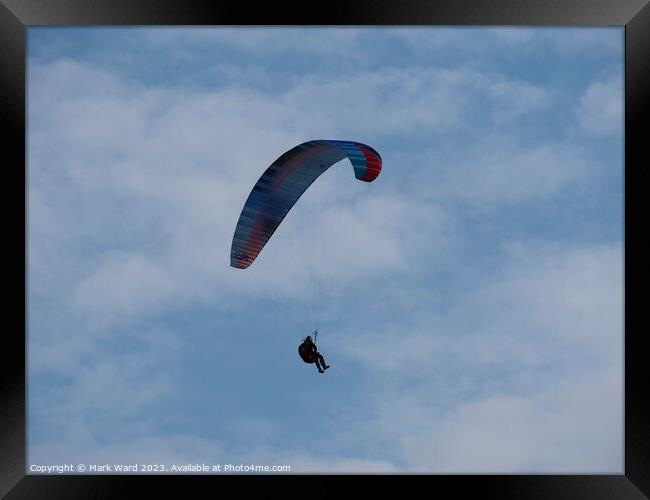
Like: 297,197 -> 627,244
230,140 -> 382,270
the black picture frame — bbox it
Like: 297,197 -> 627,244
2,0 -> 648,498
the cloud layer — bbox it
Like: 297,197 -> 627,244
28,27 -> 623,473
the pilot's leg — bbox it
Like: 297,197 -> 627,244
317,353 -> 329,370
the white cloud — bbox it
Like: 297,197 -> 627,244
340,242 -> 622,370
334,242 -> 622,471
258,454 -> 399,473
29,431 -> 225,468
29,427 -> 400,474
401,367 -> 622,472
72,251 -> 176,325
576,77 -> 623,137
415,138 -> 590,206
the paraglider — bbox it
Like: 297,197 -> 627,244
298,332 -> 330,374
230,139 -> 382,373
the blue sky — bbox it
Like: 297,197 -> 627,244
27,27 -> 623,473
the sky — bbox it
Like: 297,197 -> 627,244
27,27 -> 623,473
